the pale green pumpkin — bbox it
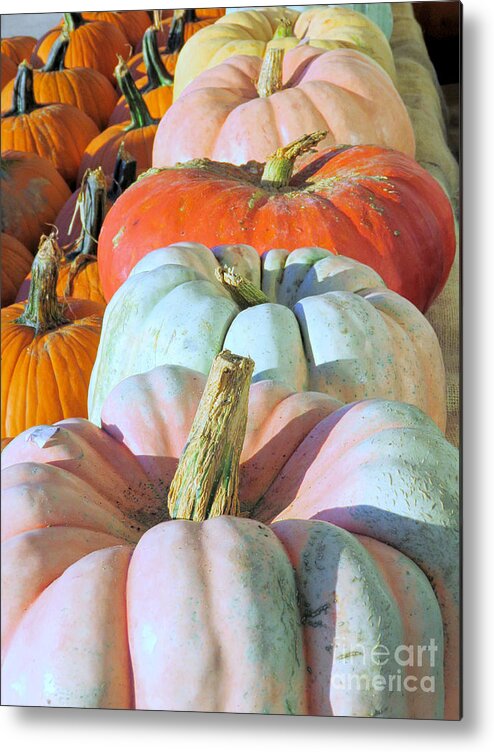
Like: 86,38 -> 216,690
88,243 -> 446,430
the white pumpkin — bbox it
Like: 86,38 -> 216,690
88,243 -> 446,431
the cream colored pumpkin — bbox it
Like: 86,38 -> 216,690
173,6 -> 396,100
88,243 -> 446,431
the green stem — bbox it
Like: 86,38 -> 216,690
273,18 -> 294,38
115,56 -> 157,130
260,130 -> 328,189
107,143 -> 137,202
164,8 -> 197,54
215,267 -> 269,309
4,61 -> 37,116
63,12 -> 85,31
41,30 -> 69,72
256,47 -> 285,98
15,234 -> 68,333
167,350 -> 254,522
142,25 -> 173,89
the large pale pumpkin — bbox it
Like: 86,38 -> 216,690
1,233 -> 103,438
173,6 -> 395,99
153,44 -> 414,168
89,241 -> 446,431
1,350 -> 459,716
0,150 -> 71,254
100,138 -> 455,311
1,61 -> 99,185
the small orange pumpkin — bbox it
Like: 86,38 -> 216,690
1,36 -> 36,65
1,61 -> 99,185
81,10 -> 151,49
1,232 -> 104,438
1,233 -> 33,308
78,58 -> 158,182
31,13 -> 128,83
1,30 -> 117,129
1,150 -> 71,254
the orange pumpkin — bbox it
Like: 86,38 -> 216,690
1,30 -> 117,129
77,58 -> 158,183
1,53 -> 17,90
1,61 -> 99,185
81,10 -> 151,49
31,13 -> 128,83
1,36 -> 36,65
1,233 -> 32,308
16,168 -> 110,307
128,9 -> 223,81
109,23 -> 173,125
0,150 -> 71,253
1,232 -> 104,438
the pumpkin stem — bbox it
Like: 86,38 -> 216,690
168,350 -> 254,522
107,143 -> 137,202
3,60 -> 37,116
15,233 -> 69,333
114,55 -> 158,131
260,130 -> 328,189
164,8 -> 197,54
273,18 -> 294,38
66,167 -> 107,263
41,29 -> 70,72
63,12 -> 85,31
257,47 -> 285,98
215,267 -> 269,309
152,10 -> 162,30
142,24 -> 173,89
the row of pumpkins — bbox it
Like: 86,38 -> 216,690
1,6 -> 459,720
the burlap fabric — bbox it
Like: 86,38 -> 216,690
391,4 -> 460,447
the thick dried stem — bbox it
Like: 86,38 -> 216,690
167,350 -> 254,522
260,130 -> 328,189
15,233 -> 68,333
257,47 -> 284,98
215,267 -> 269,309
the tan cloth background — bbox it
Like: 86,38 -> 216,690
391,4 -> 460,447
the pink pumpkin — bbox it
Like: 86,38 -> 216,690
2,354 -> 459,717
152,44 -> 415,167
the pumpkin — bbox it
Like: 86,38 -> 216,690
1,30 -> 118,129
54,145 -> 137,248
0,53 -> 17,91
0,150 -> 71,253
100,135 -> 455,311
81,10 -> 151,49
153,44 -> 414,168
1,350 -> 459,716
1,61 -> 99,185
31,13 -> 128,83
16,168 -> 110,306
128,9 -> 226,82
77,58 -> 158,184
172,6 -> 396,100
1,233 -> 104,438
1,233 -> 32,308
89,240 -> 446,432
109,23 -> 173,126
1,36 -> 36,65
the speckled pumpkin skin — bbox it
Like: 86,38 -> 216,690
98,145 -> 455,312
1,366 -> 458,716
89,242 -> 446,431
154,45 -> 414,169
